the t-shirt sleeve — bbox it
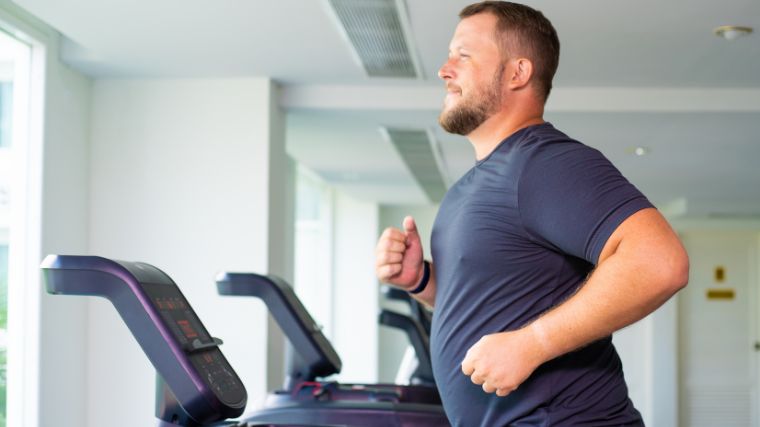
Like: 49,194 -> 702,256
518,142 -> 653,264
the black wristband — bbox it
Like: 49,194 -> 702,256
409,260 -> 430,294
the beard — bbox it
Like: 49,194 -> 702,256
439,63 -> 505,136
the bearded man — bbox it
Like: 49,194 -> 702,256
375,1 -> 689,426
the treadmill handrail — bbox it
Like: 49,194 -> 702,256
41,255 -> 247,425
381,285 -> 432,337
378,309 -> 434,384
216,272 -> 342,382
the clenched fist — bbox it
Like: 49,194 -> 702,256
461,326 -> 549,397
375,216 -> 425,290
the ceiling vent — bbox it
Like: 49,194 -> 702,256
382,128 -> 449,203
326,0 -> 423,78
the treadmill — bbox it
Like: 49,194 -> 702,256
40,255 -> 322,427
379,286 -> 435,388
381,286 -> 432,338
215,272 -> 449,427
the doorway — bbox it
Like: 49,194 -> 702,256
679,230 -> 759,427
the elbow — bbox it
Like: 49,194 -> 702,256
645,242 -> 689,298
664,245 -> 690,294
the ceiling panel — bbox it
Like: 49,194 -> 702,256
9,0 -> 760,212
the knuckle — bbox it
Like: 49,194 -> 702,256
470,373 -> 485,385
381,264 -> 395,278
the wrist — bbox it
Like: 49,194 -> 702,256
527,319 -> 553,363
408,260 -> 430,294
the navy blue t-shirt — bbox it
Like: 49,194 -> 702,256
430,122 -> 651,426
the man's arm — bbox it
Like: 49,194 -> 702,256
462,207 -> 689,396
375,216 -> 437,307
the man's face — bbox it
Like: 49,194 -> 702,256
438,13 -> 506,136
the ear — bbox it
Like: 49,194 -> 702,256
506,58 -> 534,90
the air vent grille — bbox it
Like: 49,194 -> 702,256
385,128 -> 447,203
328,0 -> 418,78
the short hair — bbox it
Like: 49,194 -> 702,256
460,1 -> 560,102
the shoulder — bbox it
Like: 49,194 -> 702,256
522,123 -> 597,157
514,123 -> 610,180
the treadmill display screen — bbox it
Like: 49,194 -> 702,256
141,282 -> 246,406
145,284 -> 208,345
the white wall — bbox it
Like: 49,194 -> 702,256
265,87 -> 294,393
613,313 -> 655,425
651,298 -> 678,427
37,46 -> 92,427
613,299 -> 681,427
331,191 -> 379,383
87,78 -> 290,426
376,204 -> 438,382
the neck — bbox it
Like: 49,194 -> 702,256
467,106 -> 545,161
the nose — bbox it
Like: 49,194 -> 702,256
438,58 -> 455,81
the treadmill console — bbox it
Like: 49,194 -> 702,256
41,255 -> 247,426
141,281 -> 243,406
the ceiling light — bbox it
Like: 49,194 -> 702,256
713,25 -> 753,40
626,146 -> 650,157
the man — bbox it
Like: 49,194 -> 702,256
375,1 -> 689,426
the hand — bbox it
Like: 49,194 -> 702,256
461,326 -> 548,397
375,216 -> 425,290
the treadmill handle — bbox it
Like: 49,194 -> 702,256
378,309 -> 434,384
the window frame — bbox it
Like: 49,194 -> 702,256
0,14 -> 45,427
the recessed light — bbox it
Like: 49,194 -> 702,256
714,25 -> 753,40
626,146 -> 650,157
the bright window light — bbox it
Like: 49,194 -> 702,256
0,25 -> 40,427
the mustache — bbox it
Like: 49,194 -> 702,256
445,83 -> 462,92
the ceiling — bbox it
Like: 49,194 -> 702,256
9,0 -> 760,215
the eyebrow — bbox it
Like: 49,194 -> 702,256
449,44 -> 472,54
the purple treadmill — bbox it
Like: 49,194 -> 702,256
40,255 -> 328,427
216,272 -> 450,427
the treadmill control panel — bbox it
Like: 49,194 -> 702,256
142,281 -> 245,405
40,255 -> 248,424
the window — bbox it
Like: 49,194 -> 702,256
293,166 -> 334,339
0,27 -> 34,427
0,82 -> 10,148
0,243 -> 6,427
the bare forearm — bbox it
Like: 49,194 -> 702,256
528,214 -> 688,361
530,252 -> 684,361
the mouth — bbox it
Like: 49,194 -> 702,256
445,83 -> 462,95
444,84 -> 462,106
